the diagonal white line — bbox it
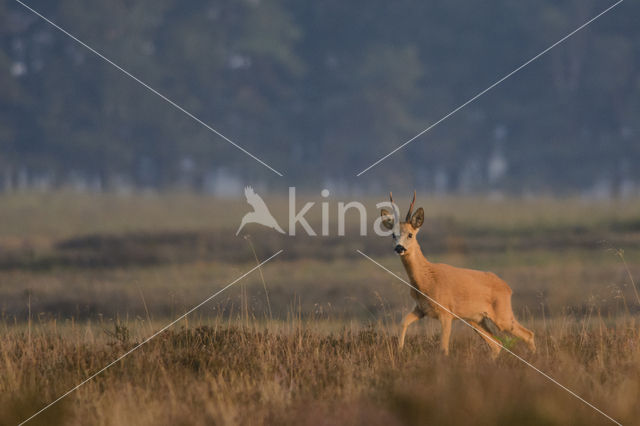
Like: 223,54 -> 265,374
18,249 -> 284,426
14,0 -> 284,177
356,249 -> 622,425
356,0 -> 624,176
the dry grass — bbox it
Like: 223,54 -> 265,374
1,316 -> 638,426
2,192 -> 640,425
1,251 -> 638,323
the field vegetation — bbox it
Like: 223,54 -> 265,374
1,192 -> 639,425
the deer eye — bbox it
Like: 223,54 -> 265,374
408,233 -> 413,238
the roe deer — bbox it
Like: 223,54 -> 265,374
381,191 -> 536,358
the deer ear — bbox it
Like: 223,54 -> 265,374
410,207 -> 424,229
380,209 -> 395,230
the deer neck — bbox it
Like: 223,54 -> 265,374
400,243 -> 430,284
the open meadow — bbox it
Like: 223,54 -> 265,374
1,192 -> 639,425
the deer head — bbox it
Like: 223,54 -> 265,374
380,191 -> 424,255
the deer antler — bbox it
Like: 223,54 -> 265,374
389,191 -> 399,225
406,190 -> 416,221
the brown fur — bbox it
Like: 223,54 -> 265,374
382,195 -> 535,358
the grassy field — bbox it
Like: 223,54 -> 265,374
1,192 -> 639,425
2,318 -> 639,425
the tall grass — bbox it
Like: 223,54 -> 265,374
1,315 -> 638,425
2,192 -> 640,424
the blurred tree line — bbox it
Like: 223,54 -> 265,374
0,0 -> 639,195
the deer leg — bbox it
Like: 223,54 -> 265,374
439,314 -> 453,355
399,307 -> 423,350
493,295 -> 536,353
494,312 -> 537,353
468,320 -> 502,359
509,321 -> 536,353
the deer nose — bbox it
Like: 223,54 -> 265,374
394,245 -> 406,254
